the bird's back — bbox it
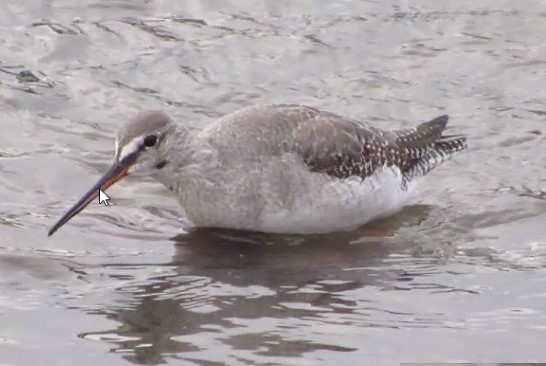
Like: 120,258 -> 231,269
200,103 -> 466,182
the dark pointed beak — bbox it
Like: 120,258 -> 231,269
48,152 -> 139,237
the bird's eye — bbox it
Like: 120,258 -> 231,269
143,135 -> 158,147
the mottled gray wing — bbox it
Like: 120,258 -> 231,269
204,104 -> 465,180
291,109 -> 463,180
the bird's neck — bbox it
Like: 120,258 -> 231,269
152,125 -> 220,195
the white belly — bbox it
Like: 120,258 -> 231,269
258,166 -> 416,234
157,159 -> 416,234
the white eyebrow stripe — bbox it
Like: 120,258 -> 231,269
118,136 -> 143,161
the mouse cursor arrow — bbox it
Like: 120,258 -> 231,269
98,189 -> 111,206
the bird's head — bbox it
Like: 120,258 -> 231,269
48,110 -> 175,236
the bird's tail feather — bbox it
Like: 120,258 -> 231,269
403,133 -> 467,181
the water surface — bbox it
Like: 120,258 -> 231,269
1,1 -> 545,365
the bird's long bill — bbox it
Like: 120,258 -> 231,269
47,153 -> 138,237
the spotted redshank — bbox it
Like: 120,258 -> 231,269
48,104 -> 466,236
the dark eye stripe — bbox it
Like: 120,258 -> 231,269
143,135 -> 158,147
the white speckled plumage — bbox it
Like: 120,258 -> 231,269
114,104 -> 466,234
49,103 -> 467,236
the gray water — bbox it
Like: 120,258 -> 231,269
1,1 -> 545,365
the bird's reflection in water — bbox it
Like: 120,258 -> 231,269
79,205 -> 436,365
